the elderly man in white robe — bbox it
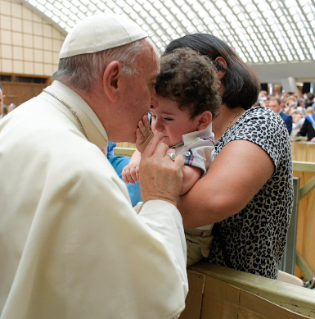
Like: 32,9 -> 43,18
0,14 -> 188,319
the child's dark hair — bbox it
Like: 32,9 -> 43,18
165,34 -> 260,110
155,47 -> 221,119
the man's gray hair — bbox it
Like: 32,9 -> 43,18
53,37 -> 156,93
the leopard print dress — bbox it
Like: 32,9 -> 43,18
207,106 -> 293,279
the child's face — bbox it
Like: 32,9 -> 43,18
150,96 -> 200,147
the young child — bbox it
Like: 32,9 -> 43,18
123,47 -> 221,266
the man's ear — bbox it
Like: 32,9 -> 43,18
103,61 -> 122,103
197,111 -> 212,130
214,56 -> 227,80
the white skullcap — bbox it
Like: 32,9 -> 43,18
59,13 -> 148,59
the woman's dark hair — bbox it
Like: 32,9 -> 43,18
165,33 -> 260,110
155,47 -> 221,119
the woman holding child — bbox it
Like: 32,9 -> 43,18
122,33 -> 293,280
165,34 -> 293,279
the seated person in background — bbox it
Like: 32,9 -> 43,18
123,47 -> 221,266
0,83 -> 5,119
296,107 -> 315,142
297,98 -> 306,115
305,93 -> 314,107
257,90 -> 269,107
268,97 -> 293,135
291,111 -> 305,139
2,105 -> 8,117
285,95 -> 298,110
8,103 -> 17,112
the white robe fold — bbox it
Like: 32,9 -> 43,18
0,81 -> 188,319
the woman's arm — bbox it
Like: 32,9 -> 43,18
177,140 -> 274,228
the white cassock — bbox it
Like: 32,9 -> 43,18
0,81 -> 188,319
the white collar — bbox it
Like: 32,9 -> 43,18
171,123 -> 214,148
49,81 -> 107,141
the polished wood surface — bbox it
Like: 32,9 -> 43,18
180,263 -> 315,319
291,142 -> 315,278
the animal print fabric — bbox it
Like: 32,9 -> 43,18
207,106 -> 293,279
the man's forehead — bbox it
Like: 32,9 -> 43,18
151,55 -> 160,78
141,41 -> 159,67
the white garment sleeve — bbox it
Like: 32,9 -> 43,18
139,200 -> 188,295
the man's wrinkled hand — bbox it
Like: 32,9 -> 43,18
139,133 -> 184,206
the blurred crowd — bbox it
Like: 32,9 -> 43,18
1,80 -> 315,143
256,90 -> 315,142
0,83 -> 17,120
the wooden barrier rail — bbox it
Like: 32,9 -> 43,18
114,147 -> 136,157
292,161 -> 315,280
180,263 -> 315,319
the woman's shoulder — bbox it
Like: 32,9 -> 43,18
244,105 -> 280,120
216,106 -> 289,150
241,106 -> 288,132
217,105 -> 290,152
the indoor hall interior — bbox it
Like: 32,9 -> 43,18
1,0 -> 315,318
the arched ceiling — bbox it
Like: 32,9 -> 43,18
21,0 -> 315,83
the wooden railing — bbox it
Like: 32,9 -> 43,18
292,161 -> 315,280
180,263 -> 315,319
113,147 -> 136,157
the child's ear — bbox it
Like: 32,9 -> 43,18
197,111 -> 212,131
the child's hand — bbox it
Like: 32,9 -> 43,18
122,161 -> 140,184
136,115 -> 153,153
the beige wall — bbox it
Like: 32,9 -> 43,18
0,0 -> 65,76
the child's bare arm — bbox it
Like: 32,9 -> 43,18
122,150 -> 141,184
180,166 -> 202,195
136,115 -> 153,153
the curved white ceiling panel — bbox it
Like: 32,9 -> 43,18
21,0 -> 315,82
